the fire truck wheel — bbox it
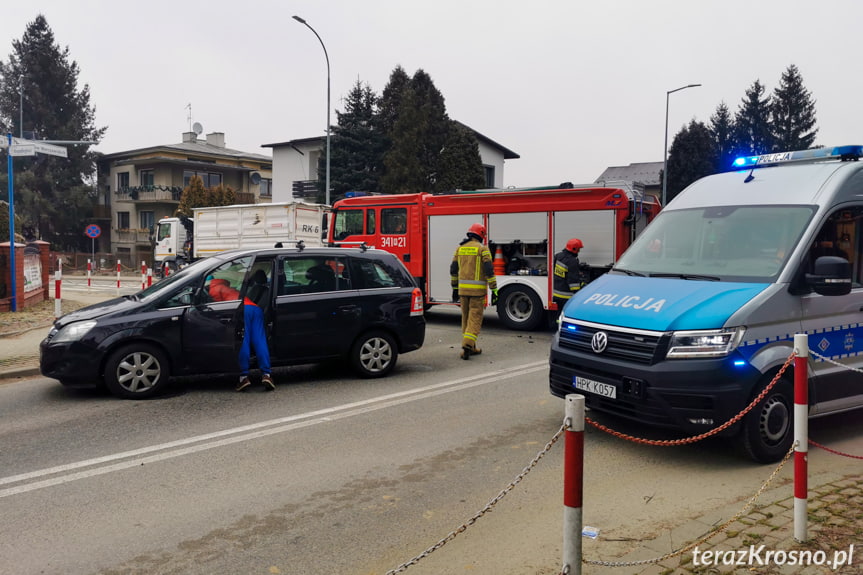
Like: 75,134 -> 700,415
350,330 -> 398,378
496,286 -> 544,331
740,375 -> 793,463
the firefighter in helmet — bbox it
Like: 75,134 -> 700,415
553,238 -> 585,311
450,223 -> 498,360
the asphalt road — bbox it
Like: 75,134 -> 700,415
1,307 -> 862,575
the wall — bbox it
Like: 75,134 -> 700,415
0,241 -> 50,312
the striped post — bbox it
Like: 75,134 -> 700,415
54,258 -> 62,318
563,394 -> 585,575
141,261 -> 146,290
147,267 -> 153,287
793,333 -> 809,542
116,259 -> 121,293
87,259 -> 92,289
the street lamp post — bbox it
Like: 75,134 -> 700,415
293,15 -> 331,206
662,83 -> 701,206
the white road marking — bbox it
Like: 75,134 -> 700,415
0,361 -> 547,498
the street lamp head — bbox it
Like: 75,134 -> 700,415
292,15 -> 306,24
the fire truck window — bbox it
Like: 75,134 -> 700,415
367,210 -> 376,235
334,209 -> 365,240
382,208 -> 407,234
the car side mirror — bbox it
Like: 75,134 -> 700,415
806,255 -> 852,296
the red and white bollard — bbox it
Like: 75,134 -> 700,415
794,333 -> 809,542
562,394 -> 585,575
141,261 -> 147,291
147,267 -> 153,287
116,259 -> 122,293
54,257 -> 63,318
87,258 -> 92,289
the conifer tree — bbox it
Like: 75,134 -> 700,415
710,101 -> 736,172
434,121 -> 486,193
0,14 -> 106,250
771,64 -> 818,151
666,120 -> 716,203
732,80 -> 774,157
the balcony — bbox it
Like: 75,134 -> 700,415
114,229 -> 153,245
115,186 -> 183,203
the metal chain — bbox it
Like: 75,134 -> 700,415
809,350 -> 863,375
385,424 -> 567,575
586,352 -> 796,446
583,443 -> 796,568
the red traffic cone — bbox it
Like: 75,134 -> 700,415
493,247 -> 506,275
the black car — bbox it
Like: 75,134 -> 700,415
40,246 -> 426,399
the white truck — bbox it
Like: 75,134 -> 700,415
154,202 -> 328,275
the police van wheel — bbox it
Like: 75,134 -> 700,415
740,376 -> 793,463
497,287 -> 544,331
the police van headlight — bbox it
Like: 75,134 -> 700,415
666,327 -> 745,358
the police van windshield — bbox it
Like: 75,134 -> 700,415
615,205 -> 814,282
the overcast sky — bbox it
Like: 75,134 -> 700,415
3,0 -> 862,188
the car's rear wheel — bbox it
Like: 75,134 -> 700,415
104,343 -> 171,399
350,331 -> 398,378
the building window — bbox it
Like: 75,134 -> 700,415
140,211 -> 155,231
484,166 -> 495,189
118,211 -> 130,229
260,178 -> 272,197
118,172 -> 130,191
140,169 -> 155,187
183,170 -> 223,189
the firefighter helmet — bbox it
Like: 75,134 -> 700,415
566,238 -> 584,252
468,223 -> 486,241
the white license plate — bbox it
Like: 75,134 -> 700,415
574,376 -> 617,399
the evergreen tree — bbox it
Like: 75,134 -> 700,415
381,69 -> 457,194
319,79 -> 384,200
666,120 -> 716,203
709,101 -> 736,172
731,80 -> 774,157
377,66 -> 410,143
434,121 -> 486,193
0,15 -> 106,250
176,175 -> 208,217
771,64 -> 818,151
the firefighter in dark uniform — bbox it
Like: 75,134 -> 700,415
451,223 -> 498,360
553,238 -> 584,311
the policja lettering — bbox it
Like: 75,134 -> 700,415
583,292 -> 666,312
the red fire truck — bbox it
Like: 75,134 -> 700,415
328,183 -> 661,330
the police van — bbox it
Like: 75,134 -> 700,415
549,145 -> 863,462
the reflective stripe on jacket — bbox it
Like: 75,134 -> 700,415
553,249 -> 582,301
450,238 -> 497,296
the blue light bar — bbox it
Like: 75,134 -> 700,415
732,145 -> 863,169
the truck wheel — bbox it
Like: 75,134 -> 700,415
104,344 -> 171,399
740,376 -> 794,463
350,330 -> 398,378
496,286 -> 544,331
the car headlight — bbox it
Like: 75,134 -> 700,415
52,320 -> 97,343
666,327 -> 745,358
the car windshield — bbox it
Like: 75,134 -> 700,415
135,256 -> 219,301
614,205 -> 815,282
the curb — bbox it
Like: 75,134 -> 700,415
0,366 -> 41,382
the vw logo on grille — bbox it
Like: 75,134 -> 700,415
591,331 -> 609,353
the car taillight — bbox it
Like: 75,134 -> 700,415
410,287 -> 424,315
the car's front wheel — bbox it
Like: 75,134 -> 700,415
104,343 -> 171,399
740,375 -> 794,463
350,331 -> 398,378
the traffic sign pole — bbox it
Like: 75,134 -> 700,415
7,133 -> 17,312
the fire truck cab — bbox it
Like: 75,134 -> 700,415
329,184 -> 660,330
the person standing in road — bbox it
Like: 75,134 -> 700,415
450,223 -> 498,360
553,238 -> 585,311
237,269 -> 274,392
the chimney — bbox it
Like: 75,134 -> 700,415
182,131 -> 197,143
206,132 -> 225,148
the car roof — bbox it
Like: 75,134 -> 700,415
210,246 -> 392,260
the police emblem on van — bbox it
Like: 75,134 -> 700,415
591,332 -> 608,353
